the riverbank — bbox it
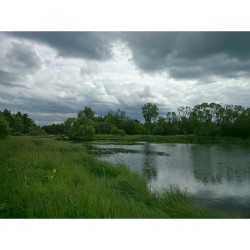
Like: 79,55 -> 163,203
0,136 -> 231,218
93,134 -> 250,145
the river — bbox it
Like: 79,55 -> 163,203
85,142 -> 250,217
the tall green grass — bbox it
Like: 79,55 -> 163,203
0,136 -> 228,218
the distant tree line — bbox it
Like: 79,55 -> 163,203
43,106 -> 145,141
42,102 -> 250,141
0,109 -> 46,139
155,102 -> 250,139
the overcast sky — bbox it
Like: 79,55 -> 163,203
1,32 -> 250,125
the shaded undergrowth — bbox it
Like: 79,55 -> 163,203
0,136 -> 228,218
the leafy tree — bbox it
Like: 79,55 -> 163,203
67,108 -> 96,141
178,106 -> 193,137
43,123 -> 64,135
78,106 -> 95,120
0,109 -> 36,135
0,116 -> 10,139
141,103 -> 159,134
142,103 -> 159,124
63,118 -> 76,136
105,109 -> 127,130
123,119 -> 144,135
22,113 -> 35,134
95,121 -> 113,134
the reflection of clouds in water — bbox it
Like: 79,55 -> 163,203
92,142 -> 250,214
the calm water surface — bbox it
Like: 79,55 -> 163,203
86,142 -> 250,216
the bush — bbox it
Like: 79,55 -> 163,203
110,127 -> 126,136
70,125 -> 95,141
78,125 -> 95,140
29,126 -> 47,136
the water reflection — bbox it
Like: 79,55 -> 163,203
87,142 -> 250,216
190,145 -> 250,184
191,146 -> 223,184
142,143 -> 157,181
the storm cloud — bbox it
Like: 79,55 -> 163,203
0,69 -> 25,87
8,32 -> 115,61
5,41 -> 42,73
1,32 -> 250,124
7,32 -> 250,80
122,32 -> 250,80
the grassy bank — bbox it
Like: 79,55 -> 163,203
0,136 -> 228,218
93,134 -> 250,145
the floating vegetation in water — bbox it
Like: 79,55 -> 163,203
83,145 -> 140,155
83,143 -> 170,156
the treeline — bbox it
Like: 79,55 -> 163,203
42,102 -> 250,140
43,107 -> 144,140
0,109 -> 46,139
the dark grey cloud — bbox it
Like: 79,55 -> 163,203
8,32 -> 115,61
168,54 -> 250,80
121,32 -> 250,80
7,32 -> 250,80
6,42 -> 42,72
0,69 -> 26,87
1,32 -> 250,125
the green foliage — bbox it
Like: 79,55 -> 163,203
111,127 -> 126,136
29,126 -> 47,136
0,136 -> 226,218
105,109 -> 127,130
77,107 -> 95,120
123,119 -> 144,135
95,121 -> 113,134
2,100 -> 250,141
43,123 -> 64,135
0,109 -> 35,135
0,116 -> 10,139
64,108 -> 95,141
142,103 -> 159,125
76,125 -> 95,141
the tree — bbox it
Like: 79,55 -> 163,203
95,121 -> 113,134
64,118 -> 76,136
0,116 -> 10,139
141,103 -> 159,134
178,106 -> 194,137
69,109 -> 95,141
80,106 -> 95,120
123,119 -> 144,135
105,109 -> 127,130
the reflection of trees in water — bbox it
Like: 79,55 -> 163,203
190,146 -> 250,184
193,168 -> 223,184
142,143 -> 157,182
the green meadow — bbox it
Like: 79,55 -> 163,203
0,136 -> 230,218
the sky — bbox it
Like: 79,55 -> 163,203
1,32 -> 250,125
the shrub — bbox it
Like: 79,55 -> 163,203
29,126 -> 47,136
110,127 -> 126,136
